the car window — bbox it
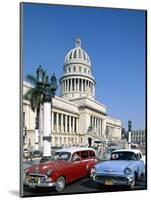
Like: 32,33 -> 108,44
53,152 -> 71,161
111,152 -> 137,160
81,151 -> 88,159
89,150 -> 95,158
137,153 -> 142,160
72,153 -> 81,161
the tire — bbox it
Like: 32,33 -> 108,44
130,172 -> 138,190
55,176 -> 66,193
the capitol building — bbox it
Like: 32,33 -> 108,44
23,38 -> 122,151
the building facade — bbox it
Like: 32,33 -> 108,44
23,38 -> 123,151
131,130 -> 146,146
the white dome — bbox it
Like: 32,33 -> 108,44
65,38 -> 91,66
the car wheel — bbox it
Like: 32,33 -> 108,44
130,172 -> 138,189
55,176 -> 66,193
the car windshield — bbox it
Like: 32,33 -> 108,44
111,151 -> 137,161
53,152 -> 71,161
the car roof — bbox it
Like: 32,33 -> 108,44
112,149 -> 142,154
56,147 -> 96,154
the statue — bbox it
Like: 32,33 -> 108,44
128,120 -> 132,132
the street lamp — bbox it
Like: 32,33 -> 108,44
36,65 -> 45,84
23,126 -> 27,150
128,120 -> 132,149
41,71 -> 57,162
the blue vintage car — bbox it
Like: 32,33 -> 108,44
90,149 -> 145,189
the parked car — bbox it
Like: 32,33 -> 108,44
32,150 -> 42,158
90,149 -> 145,189
24,147 -> 97,192
102,146 -> 121,161
23,149 -> 31,159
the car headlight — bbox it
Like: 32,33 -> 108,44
46,169 -> 52,176
24,169 -> 30,176
124,168 -> 131,175
90,167 -> 96,175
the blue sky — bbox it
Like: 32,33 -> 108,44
22,3 -> 146,130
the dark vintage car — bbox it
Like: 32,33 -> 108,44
24,147 -> 97,192
90,149 -> 145,189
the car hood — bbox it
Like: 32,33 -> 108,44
30,160 -> 69,174
95,160 -> 134,173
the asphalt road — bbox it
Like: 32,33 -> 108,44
23,176 -> 147,197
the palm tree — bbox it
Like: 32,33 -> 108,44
24,67 -> 45,151
24,66 -> 57,161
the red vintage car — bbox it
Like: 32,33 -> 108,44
24,147 -> 97,192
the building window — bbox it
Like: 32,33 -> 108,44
73,66 -> 76,72
84,68 -> 86,73
68,67 -> 71,72
79,67 -> 81,72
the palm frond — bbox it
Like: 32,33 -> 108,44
26,75 -> 37,85
30,90 -> 43,112
23,88 -> 35,100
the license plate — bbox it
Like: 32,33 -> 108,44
105,180 -> 113,185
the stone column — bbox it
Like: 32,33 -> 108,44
77,118 -> 79,133
51,111 -> 54,131
96,118 -> 98,135
74,79 -> 76,91
56,113 -> 59,132
72,117 -> 75,133
65,80 -> 67,92
69,79 -> 71,92
83,79 -> 85,92
69,116 -> 71,133
61,114 -> 64,133
102,119 -> 106,136
78,79 -> 80,91
93,83 -> 95,97
65,115 -> 68,133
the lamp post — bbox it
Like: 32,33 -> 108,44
23,126 -> 27,150
128,120 -> 132,149
34,66 -> 45,151
41,72 -> 57,162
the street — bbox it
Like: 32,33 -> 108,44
23,173 -> 146,197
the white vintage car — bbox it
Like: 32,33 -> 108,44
90,149 -> 145,189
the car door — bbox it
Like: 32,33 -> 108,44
88,150 -> 97,171
69,152 -> 82,181
80,150 -> 90,177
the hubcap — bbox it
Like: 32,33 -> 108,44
56,177 -> 65,192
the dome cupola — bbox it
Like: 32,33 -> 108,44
60,38 -> 96,100
65,38 -> 91,66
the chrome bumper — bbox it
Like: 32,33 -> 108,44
91,173 -> 134,186
24,173 -> 56,188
